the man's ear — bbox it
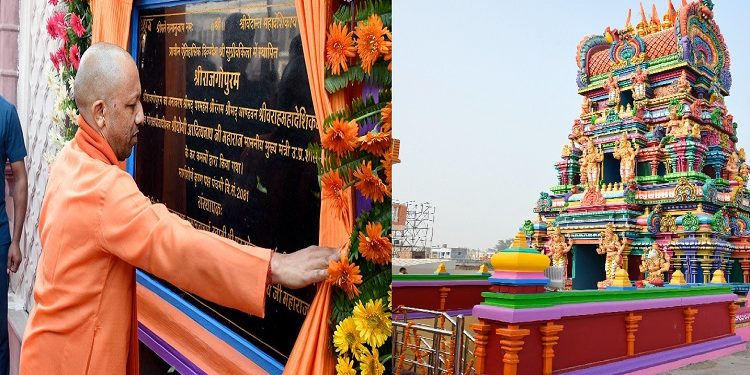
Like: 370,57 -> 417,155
91,99 -> 106,131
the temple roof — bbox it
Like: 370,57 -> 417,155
576,0 -> 730,94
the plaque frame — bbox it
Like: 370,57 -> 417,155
128,1 -> 292,374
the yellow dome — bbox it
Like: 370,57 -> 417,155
490,248 -> 550,273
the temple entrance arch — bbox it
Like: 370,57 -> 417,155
572,245 -> 606,289
602,152 -> 619,184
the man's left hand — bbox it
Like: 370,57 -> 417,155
7,241 -> 22,274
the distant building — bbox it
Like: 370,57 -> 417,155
429,245 -> 471,260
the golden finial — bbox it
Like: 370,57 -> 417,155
637,2 -> 649,35
478,263 -> 489,274
710,269 -> 727,283
435,262 -> 447,274
611,268 -> 632,287
670,270 -> 686,284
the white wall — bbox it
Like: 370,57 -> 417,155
10,0 -> 57,321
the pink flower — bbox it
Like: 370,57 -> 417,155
70,13 -> 85,38
50,51 -> 60,70
53,46 -> 67,69
70,44 -> 80,70
45,12 -> 67,39
49,0 -> 59,5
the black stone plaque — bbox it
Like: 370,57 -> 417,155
134,1 -> 319,363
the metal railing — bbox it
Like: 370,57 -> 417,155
392,306 -> 476,375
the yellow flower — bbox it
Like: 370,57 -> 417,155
336,356 -> 356,375
353,299 -> 392,348
388,286 -> 392,310
333,317 -> 366,358
360,347 -> 385,375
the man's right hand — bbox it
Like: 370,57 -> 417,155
270,245 -> 340,289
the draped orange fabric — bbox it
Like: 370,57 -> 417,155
90,0 -> 133,49
285,1 -> 353,374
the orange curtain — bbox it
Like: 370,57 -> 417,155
90,0 -> 133,48
285,0 -> 353,374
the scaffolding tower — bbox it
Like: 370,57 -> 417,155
393,200 -> 435,259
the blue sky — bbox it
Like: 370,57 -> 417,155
393,1 -> 750,250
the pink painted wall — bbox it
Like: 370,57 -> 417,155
0,0 -> 19,104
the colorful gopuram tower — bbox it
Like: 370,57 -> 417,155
527,0 -> 750,289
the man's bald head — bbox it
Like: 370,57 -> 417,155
73,42 -> 144,161
74,42 -> 137,122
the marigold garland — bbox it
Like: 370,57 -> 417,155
317,2 -> 392,373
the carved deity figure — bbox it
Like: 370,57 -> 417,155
581,96 -> 592,116
546,226 -> 572,271
724,114 -> 734,132
672,116 -> 693,138
632,67 -> 648,99
569,119 -> 588,146
666,105 -> 682,136
561,143 -> 572,158
613,133 -> 639,182
580,139 -> 603,189
726,151 -> 740,181
639,242 -> 670,286
677,70 -> 690,94
689,98 -> 703,118
605,73 -> 620,106
596,223 -> 626,284
691,122 -> 701,139
740,164 -> 749,187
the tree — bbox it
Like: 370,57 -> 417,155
493,238 -> 514,252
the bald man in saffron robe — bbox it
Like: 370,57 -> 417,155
19,43 -> 338,374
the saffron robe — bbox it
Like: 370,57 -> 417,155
20,117 -> 271,374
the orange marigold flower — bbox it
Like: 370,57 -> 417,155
325,22 -> 356,75
381,151 -> 392,189
328,257 -> 363,299
322,119 -> 359,157
355,14 -> 389,74
354,161 -> 389,202
321,170 -> 347,212
384,30 -> 392,71
358,131 -> 391,157
358,222 -> 391,265
380,102 -> 392,133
